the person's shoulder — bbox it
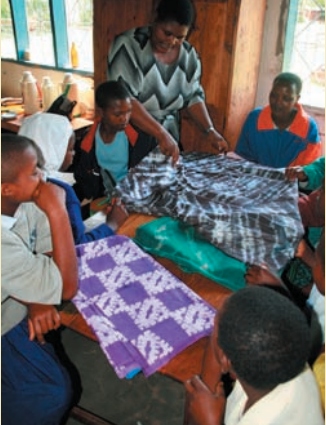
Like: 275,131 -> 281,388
114,26 -> 150,45
48,177 -> 71,190
182,40 -> 199,57
246,107 -> 263,120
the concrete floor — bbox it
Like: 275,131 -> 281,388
61,327 -> 186,425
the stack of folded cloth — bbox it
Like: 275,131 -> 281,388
73,235 -> 216,378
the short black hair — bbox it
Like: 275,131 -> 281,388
218,286 -> 310,390
155,0 -> 194,27
95,80 -> 131,110
1,134 -> 43,182
273,72 -> 303,95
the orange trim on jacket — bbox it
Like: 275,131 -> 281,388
289,143 -> 322,167
257,104 -> 310,139
80,118 -> 139,153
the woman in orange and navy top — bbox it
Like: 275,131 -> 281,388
235,72 -> 321,168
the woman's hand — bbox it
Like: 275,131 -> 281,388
157,128 -> 180,164
27,304 -> 61,344
207,129 -> 229,154
184,376 -> 226,425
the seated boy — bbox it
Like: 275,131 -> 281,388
184,286 -> 324,425
235,72 -> 321,168
19,112 -> 129,245
73,80 -> 158,202
2,134 -> 78,425
246,229 -> 325,360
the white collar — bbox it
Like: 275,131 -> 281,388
1,214 -> 18,230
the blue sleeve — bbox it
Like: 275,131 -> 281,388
82,223 -> 115,243
234,112 -> 257,162
49,178 -> 114,245
307,117 -> 320,142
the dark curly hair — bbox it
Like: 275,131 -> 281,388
2,134 -> 45,183
155,0 -> 194,27
95,80 -> 131,110
273,72 -> 303,95
218,286 -> 310,390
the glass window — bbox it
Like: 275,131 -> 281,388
1,0 -> 93,73
285,0 -> 325,108
1,0 -> 17,59
26,0 -> 55,66
65,0 -> 93,72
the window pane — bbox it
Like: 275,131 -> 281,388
26,0 -> 55,66
65,0 -> 93,72
288,0 -> 325,108
1,0 -> 17,59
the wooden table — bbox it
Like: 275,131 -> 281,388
60,213 -> 232,383
1,107 -> 93,133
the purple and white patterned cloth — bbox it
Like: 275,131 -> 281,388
73,235 -> 216,378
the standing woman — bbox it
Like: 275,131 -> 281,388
108,0 -> 228,155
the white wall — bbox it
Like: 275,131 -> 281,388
255,0 -> 289,107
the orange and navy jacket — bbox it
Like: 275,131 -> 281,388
73,118 -> 156,200
235,104 -> 321,168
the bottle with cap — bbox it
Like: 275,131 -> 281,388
71,42 -> 79,68
21,71 -> 40,115
41,76 -> 58,111
61,72 -> 80,115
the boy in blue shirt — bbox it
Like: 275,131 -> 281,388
74,80 -> 158,202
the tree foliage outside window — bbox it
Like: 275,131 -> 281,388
286,0 -> 325,108
1,0 -> 16,59
1,0 -> 93,73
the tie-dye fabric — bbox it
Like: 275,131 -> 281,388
115,150 -> 304,272
73,235 -> 216,378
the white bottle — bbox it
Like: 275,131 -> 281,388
41,76 -> 58,111
20,71 -> 33,103
21,71 -> 40,115
61,73 -> 80,115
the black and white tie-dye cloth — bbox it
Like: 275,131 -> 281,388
115,150 -> 304,272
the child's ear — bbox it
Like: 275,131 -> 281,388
1,183 -> 14,197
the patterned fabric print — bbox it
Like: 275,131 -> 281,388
115,151 -> 304,272
108,26 -> 205,141
73,235 -> 215,378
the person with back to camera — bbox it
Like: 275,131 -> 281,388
108,0 -> 228,155
184,286 -> 324,425
1,134 -> 78,425
19,112 -> 129,245
73,80 -> 159,203
235,72 -> 321,168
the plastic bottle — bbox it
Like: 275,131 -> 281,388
21,71 -> 40,115
61,72 -> 73,96
71,42 -> 79,68
41,76 -> 58,111
61,73 -> 80,115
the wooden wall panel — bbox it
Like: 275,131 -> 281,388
224,0 -> 267,149
180,0 -> 240,151
93,0 -> 154,91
